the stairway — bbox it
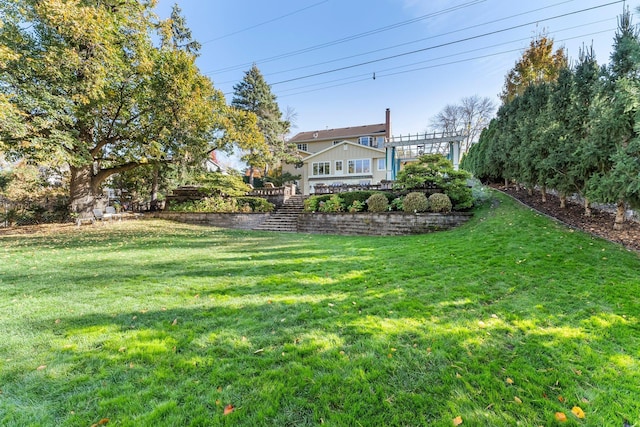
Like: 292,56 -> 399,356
253,195 -> 305,232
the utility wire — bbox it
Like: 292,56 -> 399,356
199,0 -> 329,45
277,28 -> 615,98
213,0 -> 579,84
269,0 -> 623,86
205,0 -> 486,75
274,20 -> 614,96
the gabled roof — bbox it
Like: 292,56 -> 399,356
303,140 -> 385,162
289,123 -> 387,143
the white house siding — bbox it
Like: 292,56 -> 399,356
302,142 -> 387,195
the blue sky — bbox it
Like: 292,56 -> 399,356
155,0 -> 627,139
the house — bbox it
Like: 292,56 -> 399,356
284,109 -> 392,195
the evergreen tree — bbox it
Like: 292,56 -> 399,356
586,6 -> 640,229
232,65 -> 291,183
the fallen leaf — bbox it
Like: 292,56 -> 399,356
571,406 -> 585,419
491,314 -> 499,319
171,318 -> 178,326
118,347 -> 126,352
514,396 -> 522,404
478,321 -> 486,328
456,372 -> 462,378
223,404 -> 234,415
555,412 -> 567,422
254,348 -> 264,354
55,319 -> 61,324
506,377 -> 514,385
36,365 -> 46,370
558,395 -> 565,403
453,415 -> 463,425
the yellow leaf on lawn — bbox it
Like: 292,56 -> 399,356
171,318 -> 178,326
555,412 -> 567,422
514,396 -> 522,404
223,404 -> 234,415
506,377 -> 514,385
97,418 -> 109,425
571,406 -> 585,419
453,415 -> 463,426
36,365 -> 46,370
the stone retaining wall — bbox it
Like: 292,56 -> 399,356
153,211 -> 472,235
154,212 -> 270,230
297,212 -> 473,236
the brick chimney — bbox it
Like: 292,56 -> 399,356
385,108 -> 391,139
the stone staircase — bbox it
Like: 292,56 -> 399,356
253,195 -> 305,232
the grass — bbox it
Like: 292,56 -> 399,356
0,192 -> 638,426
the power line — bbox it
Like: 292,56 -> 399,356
205,0 -> 486,75
276,28 -> 615,98
274,20 -> 614,96
199,0 -> 329,45
213,0 -> 580,84
270,0 -> 623,86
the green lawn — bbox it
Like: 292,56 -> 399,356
1,193 -> 638,426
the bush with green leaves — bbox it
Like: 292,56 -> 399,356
348,200 -> 366,213
319,194 -> 344,212
366,193 -> 389,212
236,197 -> 275,213
304,195 -> 331,212
340,190 -> 377,209
168,196 -> 238,213
390,197 -> 404,211
402,192 -> 429,213
428,193 -> 452,213
393,154 -> 473,210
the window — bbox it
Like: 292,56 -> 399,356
335,160 -> 343,173
377,158 -> 386,171
312,161 -> 331,176
297,143 -> 308,151
347,159 -> 371,174
376,137 -> 385,148
359,136 -> 373,146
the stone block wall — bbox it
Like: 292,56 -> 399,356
154,212 -> 270,230
296,212 -> 472,236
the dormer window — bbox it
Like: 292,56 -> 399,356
359,136 -> 373,147
297,143 -> 308,151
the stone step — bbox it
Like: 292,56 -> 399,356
253,196 -> 306,232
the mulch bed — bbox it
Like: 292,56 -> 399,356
495,185 -> 640,253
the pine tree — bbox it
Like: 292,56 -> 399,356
232,65 -> 291,183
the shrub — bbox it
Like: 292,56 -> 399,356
390,197 -> 404,211
402,192 -> 429,213
348,200 -> 366,213
341,191 -> 377,209
428,193 -> 452,213
304,195 -> 332,212
319,194 -> 344,212
366,193 -> 389,212
236,197 -> 275,212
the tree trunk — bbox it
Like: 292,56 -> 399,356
504,178 -> 508,188
559,194 -> 566,209
149,166 -> 160,211
69,165 -> 98,215
249,167 -> 255,186
613,200 -> 626,230
541,186 -> 547,203
584,197 -> 592,217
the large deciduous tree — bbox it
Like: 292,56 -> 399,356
0,0 -> 244,214
500,34 -> 568,103
429,95 -> 495,153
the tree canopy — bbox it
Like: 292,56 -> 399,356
0,0 -> 257,214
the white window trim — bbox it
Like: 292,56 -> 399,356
377,158 -> 386,171
347,158 -> 371,174
297,143 -> 308,151
312,161 -> 331,176
335,160 -> 343,174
